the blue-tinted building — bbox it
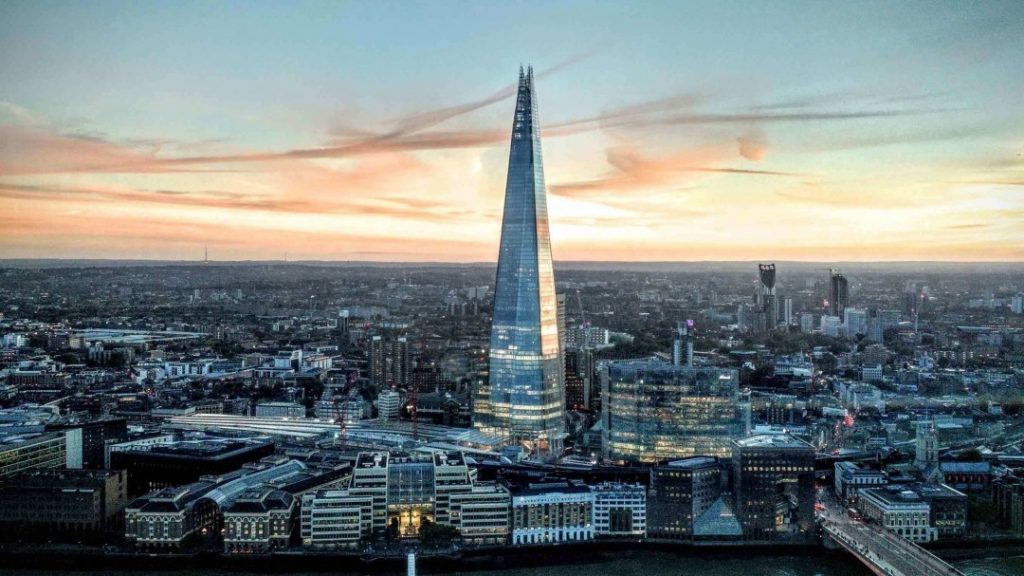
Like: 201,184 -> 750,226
478,67 -> 564,455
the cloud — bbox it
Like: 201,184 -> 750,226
737,129 -> 768,161
553,143 -> 799,198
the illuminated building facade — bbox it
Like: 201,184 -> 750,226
601,361 -> 747,463
481,67 -> 564,455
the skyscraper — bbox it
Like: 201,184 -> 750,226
480,67 -> 564,455
829,269 -> 849,318
755,263 -> 777,334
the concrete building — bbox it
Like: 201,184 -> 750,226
732,434 -> 815,541
591,482 -> 646,537
510,479 -> 594,545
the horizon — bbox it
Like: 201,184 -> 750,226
2,2 -> 1023,261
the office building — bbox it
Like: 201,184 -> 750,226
510,479 -> 594,545
591,482 -> 646,537
564,347 -> 595,411
110,437 -> 275,496
47,418 -> 127,470
0,469 -> 127,540
648,457 -> 722,539
449,482 -> 512,545
0,431 -> 74,478
602,361 -> 746,462
783,297 -> 793,327
732,434 -> 815,541
481,67 -> 565,456
300,450 -> 506,548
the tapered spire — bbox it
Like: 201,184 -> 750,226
476,66 -> 564,458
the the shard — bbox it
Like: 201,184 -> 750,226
478,66 -> 564,455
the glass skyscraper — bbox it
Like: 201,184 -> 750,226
478,66 -> 564,455
601,361 -> 748,463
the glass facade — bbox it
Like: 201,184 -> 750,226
602,361 -> 746,463
482,67 -> 564,452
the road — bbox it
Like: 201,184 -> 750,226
818,495 -> 963,576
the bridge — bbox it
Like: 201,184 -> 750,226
819,498 -> 963,576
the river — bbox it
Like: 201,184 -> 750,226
0,552 -> 1020,576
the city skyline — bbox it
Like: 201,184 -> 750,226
1,2 -> 1023,262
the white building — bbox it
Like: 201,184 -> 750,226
510,480 -> 594,545
1012,293 -> 1023,314
844,308 -> 868,338
591,482 -> 646,537
820,315 -> 843,338
859,487 -> 936,543
834,461 -> 886,503
377,390 -> 401,422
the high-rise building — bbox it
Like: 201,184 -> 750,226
369,336 -> 412,389
1012,293 -> 1024,314
844,308 -> 868,338
782,297 -> 793,327
601,361 -> 747,463
732,434 -> 815,541
755,264 -> 778,334
828,269 -> 849,318
648,457 -> 724,539
564,347 -> 595,411
481,67 -> 564,455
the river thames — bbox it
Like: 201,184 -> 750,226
0,552 -> 1020,576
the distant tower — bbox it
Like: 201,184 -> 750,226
480,67 -> 564,456
829,269 -> 849,318
673,320 -> 694,367
915,419 -> 938,468
204,245 -> 209,264
755,264 -> 778,333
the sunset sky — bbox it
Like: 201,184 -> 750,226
1,1 -> 1022,262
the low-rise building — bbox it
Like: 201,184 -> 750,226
0,469 -> 127,540
510,479 -> 594,545
859,486 -> 936,543
222,487 -> 296,553
449,482 -> 511,545
591,482 -> 646,537
0,431 -> 76,478
834,461 -> 887,504
254,402 -> 306,419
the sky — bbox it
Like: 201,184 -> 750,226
1,1 -> 1022,262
